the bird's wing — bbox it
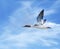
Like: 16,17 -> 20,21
43,19 -> 46,24
37,9 -> 44,22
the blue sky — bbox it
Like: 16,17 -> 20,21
0,0 -> 60,49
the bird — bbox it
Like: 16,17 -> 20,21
23,9 -> 51,29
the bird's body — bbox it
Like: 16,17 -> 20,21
33,24 -> 51,29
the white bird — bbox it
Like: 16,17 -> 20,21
23,9 -> 51,29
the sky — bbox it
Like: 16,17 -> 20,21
0,0 -> 60,49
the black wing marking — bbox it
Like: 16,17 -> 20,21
37,9 -> 44,22
43,19 -> 46,24
24,25 -> 31,27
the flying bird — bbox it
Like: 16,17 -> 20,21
23,9 -> 51,29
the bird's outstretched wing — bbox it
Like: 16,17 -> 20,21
37,9 -> 44,22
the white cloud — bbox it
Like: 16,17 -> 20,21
45,9 -> 55,16
1,22 -> 60,48
20,1 -> 33,9
0,0 -> 60,49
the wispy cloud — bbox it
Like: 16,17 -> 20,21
0,22 -> 60,49
21,1 -> 33,8
0,0 -> 60,49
